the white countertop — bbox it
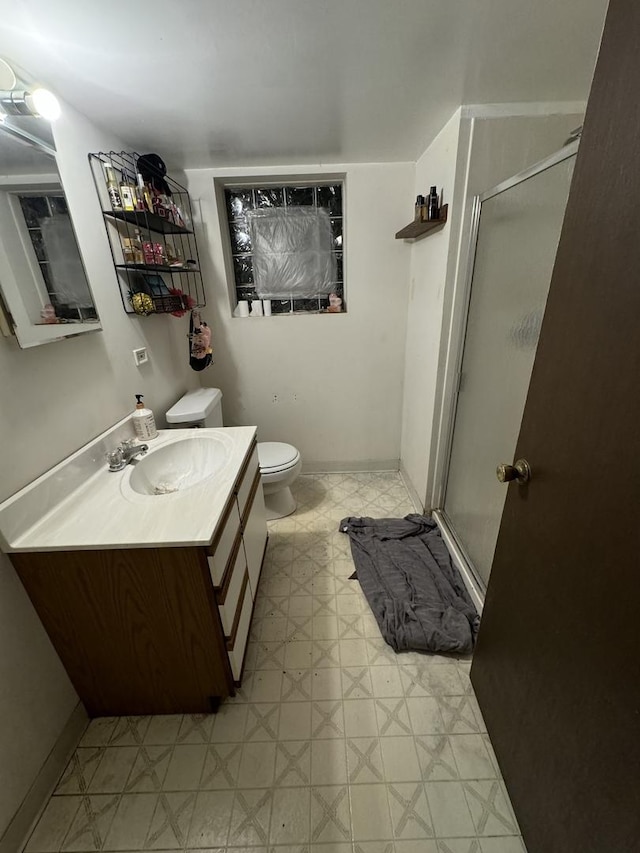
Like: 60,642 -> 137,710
0,418 -> 257,553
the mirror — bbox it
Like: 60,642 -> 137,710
0,114 -> 101,347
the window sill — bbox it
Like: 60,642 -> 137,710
230,309 -> 347,319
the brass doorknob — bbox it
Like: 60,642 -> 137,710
496,458 -> 531,485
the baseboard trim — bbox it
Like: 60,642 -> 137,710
399,463 -> 425,513
461,100 -> 585,119
301,459 -> 399,474
0,702 -> 88,853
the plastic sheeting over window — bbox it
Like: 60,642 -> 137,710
246,207 -> 336,299
41,215 -> 93,308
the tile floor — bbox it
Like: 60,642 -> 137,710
25,473 -> 525,853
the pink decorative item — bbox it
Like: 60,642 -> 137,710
327,292 -> 343,313
142,241 -> 155,265
189,309 -> 213,371
40,303 -> 58,324
169,288 -> 195,318
153,243 -> 166,264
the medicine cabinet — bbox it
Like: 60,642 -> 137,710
0,116 -> 101,348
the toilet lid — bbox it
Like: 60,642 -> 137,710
258,441 -> 300,473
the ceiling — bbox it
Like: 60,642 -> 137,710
1,0 -> 608,169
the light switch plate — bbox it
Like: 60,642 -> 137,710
133,347 -> 149,366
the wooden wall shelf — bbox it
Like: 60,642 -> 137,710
395,204 -> 448,240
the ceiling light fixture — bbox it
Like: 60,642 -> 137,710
27,88 -> 61,121
0,87 -> 61,121
0,59 -> 61,122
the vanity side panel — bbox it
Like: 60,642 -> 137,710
242,471 -> 268,600
11,547 -> 233,716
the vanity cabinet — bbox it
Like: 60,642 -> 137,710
10,439 -> 268,717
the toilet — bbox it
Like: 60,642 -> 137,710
166,388 -> 302,520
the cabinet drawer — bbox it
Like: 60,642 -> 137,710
236,445 -> 260,521
207,500 -> 241,587
218,538 -> 247,636
227,579 -> 253,682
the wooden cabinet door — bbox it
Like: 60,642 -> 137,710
13,546 -> 234,716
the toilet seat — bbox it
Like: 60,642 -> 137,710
258,442 -> 300,474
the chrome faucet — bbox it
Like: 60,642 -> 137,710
106,438 -> 149,471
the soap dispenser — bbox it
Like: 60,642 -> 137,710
132,394 -> 158,440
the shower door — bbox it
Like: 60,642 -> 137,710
441,146 -> 576,586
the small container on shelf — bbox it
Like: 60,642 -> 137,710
136,173 -> 153,212
153,243 -> 167,265
395,190 -> 448,241
142,241 -> 156,265
122,239 -> 136,265
166,239 -> 183,268
427,186 -> 440,221
104,164 -> 122,210
120,181 -> 137,212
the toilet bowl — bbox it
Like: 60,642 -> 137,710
258,442 -> 302,520
165,389 -> 302,520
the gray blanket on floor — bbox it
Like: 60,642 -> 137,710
339,514 -> 479,654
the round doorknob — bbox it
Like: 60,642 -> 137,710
496,458 -> 531,485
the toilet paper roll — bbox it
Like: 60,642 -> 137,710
263,299 -> 272,316
234,300 -> 249,318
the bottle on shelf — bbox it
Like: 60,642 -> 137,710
121,228 -> 145,265
166,238 -> 183,267
121,237 -> 135,264
104,164 -> 122,210
136,173 -> 153,213
119,178 -> 137,212
132,229 -> 144,264
427,186 -> 440,221
134,180 -> 145,212
415,195 -> 424,222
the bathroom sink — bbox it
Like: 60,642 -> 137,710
127,434 -> 232,496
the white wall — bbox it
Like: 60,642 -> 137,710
0,102 -> 193,842
400,109 -> 466,505
185,162 -> 414,470
400,106 -> 583,509
0,560 -> 79,846
0,106 -> 193,501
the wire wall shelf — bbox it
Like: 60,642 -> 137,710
89,151 -> 206,316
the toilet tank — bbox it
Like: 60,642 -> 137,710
166,388 -> 224,428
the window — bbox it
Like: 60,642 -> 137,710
18,193 -> 97,321
223,181 -> 344,314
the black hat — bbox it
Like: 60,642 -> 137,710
137,153 -> 172,196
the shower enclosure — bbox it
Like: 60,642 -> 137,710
434,142 -> 578,591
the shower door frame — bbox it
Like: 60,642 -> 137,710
430,139 -> 580,610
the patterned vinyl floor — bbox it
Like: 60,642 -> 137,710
24,473 -> 525,853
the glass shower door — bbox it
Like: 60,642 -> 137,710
443,150 -> 576,586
